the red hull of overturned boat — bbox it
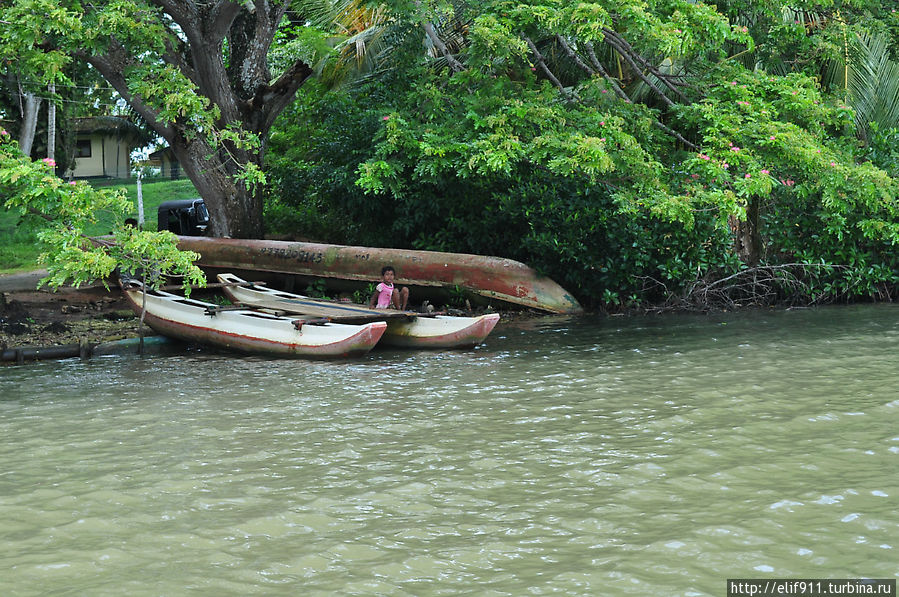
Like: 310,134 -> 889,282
176,236 -> 582,314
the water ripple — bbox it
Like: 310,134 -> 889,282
1,305 -> 897,595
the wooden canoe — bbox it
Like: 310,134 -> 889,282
121,280 -> 386,358
175,236 -> 582,314
217,273 -> 500,349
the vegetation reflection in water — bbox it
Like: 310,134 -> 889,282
0,305 -> 896,596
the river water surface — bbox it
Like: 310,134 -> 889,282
1,305 -> 897,595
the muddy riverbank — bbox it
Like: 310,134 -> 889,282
0,278 -> 141,351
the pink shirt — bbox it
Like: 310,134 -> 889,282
375,282 -> 394,308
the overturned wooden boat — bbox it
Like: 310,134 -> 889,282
121,279 -> 386,358
176,236 -> 582,314
218,273 -> 500,349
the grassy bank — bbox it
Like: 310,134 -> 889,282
0,178 -> 197,274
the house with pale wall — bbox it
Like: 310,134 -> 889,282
148,146 -> 181,179
65,117 -> 142,179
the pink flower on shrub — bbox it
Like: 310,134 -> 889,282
382,116 -> 390,121
730,146 -> 740,152
698,153 -> 710,160
761,169 -> 770,175
42,158 -> 56,167
745,173 -> 751,178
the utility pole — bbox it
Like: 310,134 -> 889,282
47,82 -> 56,163
136,167 -> 145,228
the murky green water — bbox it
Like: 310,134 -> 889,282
1,305 -> 897,595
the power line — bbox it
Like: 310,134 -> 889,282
4,79 -> 121,94
4,93 -> 126,109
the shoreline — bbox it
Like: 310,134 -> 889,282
1,271 -> 145,357
7,269 -> 887,363
0,271 -> 529,363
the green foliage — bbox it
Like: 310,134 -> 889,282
863,124 -> 899,177
677,67 -> 899,294
1,178 -> 199,272
0,128 -> 205,291
303,279 -> 330,299
352,283 -> 376,305
269,78 -> 740,308
265,0 -> 898,309
267,84 -> 386,244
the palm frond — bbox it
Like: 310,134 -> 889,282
824,29 -> 899,138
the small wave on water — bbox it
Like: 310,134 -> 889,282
1,305 -> 897,595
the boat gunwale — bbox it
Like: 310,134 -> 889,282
121,284 -> 386,357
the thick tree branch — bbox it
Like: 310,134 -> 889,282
207,0 -> 244,42
602,29 -> 690,102
161,33 -> 198,88
585,44 -> 632,103
149,0 -> 195,33
237,2 -> 285,88
601,34 -> 675,107
555,37 -> 695,148
526,37 -> 575,100
423,22 -> 465,73
77,43 -> 175,142
555,35 -> 596,77
250,59 -> 314,133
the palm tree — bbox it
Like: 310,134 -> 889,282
822,29 -> 899,142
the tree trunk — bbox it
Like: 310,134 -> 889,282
731,198 -> 761,266
78,1 -> 312,238
18,92 -> 41,157
171,138 -> 264,239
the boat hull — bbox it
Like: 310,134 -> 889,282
218,273 -> 500,349
381,312 -> 499,349
177,236 -> 582,314
122,284 -> 386,358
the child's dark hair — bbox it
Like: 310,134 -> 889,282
381,265 -> 395,276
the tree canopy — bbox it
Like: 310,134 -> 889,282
0,0 -> 322,238
1,0 -> 897,308
0,124 -> 204,292
268,0 -> 899,308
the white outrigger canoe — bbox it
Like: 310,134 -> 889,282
217,273 -> 500,349
121,279 -> 386,358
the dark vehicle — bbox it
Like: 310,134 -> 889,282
157,198 -> 209,235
